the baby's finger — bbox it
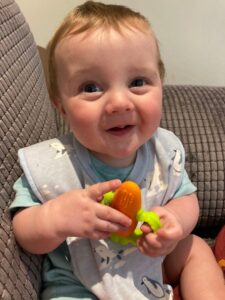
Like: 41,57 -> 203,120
137,237 -> 162,257
156,226 -> 183,241
87,179 -> 121,201
140,223 -> 153,234
95,219 -> 129,235
97,204 -> 132,228
138,233 -> 162,249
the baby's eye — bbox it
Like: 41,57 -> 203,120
82,83 -> 102,93
129,78 -> 147,88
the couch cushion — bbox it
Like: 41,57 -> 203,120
162,85 -> 225,235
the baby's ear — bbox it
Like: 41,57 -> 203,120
51,98 -> 66,116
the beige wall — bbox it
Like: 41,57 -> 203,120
16,0 -> 225,86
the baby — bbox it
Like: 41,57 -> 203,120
11,1 -> 225,299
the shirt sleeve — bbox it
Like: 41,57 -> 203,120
173,169 -> 197,198
10,174 -> 41,214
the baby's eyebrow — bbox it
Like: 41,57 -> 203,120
71,65 -> 100,76
67,66 -> 100,83
129,66 -> 158,78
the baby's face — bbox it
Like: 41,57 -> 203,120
54,26 -> 162,167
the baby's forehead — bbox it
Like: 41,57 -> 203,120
57,24 -> 157,53
54,26 -> 159,82
54,28 -> 158,73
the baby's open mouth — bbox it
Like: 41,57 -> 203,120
107,125 -> 134,135
109,125 -> 131,131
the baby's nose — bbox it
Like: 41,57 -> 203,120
105,91 -> 134,114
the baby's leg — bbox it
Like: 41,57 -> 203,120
164,234 -> 225,300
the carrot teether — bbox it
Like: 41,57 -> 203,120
111,181 -> 141,237
102,181 -> 162,245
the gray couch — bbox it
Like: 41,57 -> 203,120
0,0 -> 224,298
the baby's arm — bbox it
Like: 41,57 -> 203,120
137,193 -> 199,257
12,179 -> 131,254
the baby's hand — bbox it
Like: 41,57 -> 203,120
49,179 -> 132,240
137,206 -> 183,257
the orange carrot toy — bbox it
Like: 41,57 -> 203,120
102,181 -> 162,245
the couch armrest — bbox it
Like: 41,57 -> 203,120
0,0 -> 58,298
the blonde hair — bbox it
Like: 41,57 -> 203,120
47,1 -> 165,100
